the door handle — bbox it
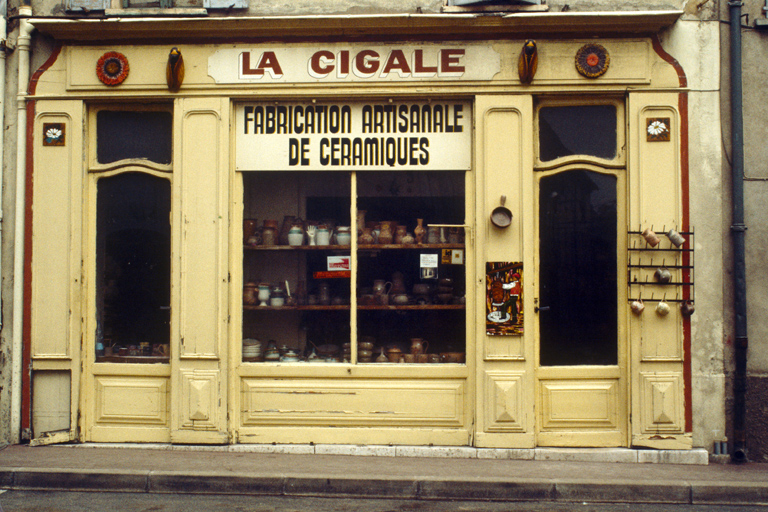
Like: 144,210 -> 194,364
535,306 -> 550,313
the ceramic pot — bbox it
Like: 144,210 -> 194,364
655,301 -> 671,316
316,225 -> 332,246
378,221 -> 395,244
427,226 -> 441,244
680,300 -> 695,317
655,268 -> 672,284
279,215 -> 296,246
262,221 -> 278,246
630,298 -> 645,315
668,229 -> 686,248
359,227 -> 375,245
394,225 -> 408,244
410,338 -> 429,355
243,219 -> 258,243
257,284 -> 271,306
336,226 -> 351,245
243,282 -> 258,305
414,218 -> 426,244
642,228 -> 660,247
287,225 -> 304,246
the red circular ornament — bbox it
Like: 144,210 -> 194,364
96,51 -> 130,86
575,43 -> 610,79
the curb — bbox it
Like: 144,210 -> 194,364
2,468 -> 768,505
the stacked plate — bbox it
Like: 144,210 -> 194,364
243,338 -> 262,360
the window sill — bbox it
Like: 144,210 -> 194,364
105,7 -> 208,16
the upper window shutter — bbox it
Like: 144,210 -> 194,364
67,0 -> 110,11
203,0 -> 248,8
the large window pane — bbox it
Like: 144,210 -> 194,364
97,111 -> 173,164
538,170 -> 617,366
539,105 -> 617,161
96,173 -> 171,362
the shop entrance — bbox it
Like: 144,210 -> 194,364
534,168 -> 627,447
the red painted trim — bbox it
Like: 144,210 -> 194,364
651,34 -> 687,88
679,92 -> 693,433
29,43 -> 63,95
652,36 -> 692,433
22,44 -> 63,433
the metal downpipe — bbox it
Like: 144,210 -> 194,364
10,6 -> 33,444
729,0 -> 748,464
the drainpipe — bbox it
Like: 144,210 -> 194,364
728,0 -> 748,463
10,4 -> 33,444
0,2 -> 7,336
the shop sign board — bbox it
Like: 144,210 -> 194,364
209,44 -> 500,84
236,101 -> 472,171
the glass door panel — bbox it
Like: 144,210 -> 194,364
538,169 -> 617,366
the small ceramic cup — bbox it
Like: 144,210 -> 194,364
630,299 -> 645,315
642,228 -> 660,247
656,301 -> 671,316
667,229 -> 686,248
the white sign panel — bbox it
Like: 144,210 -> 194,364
236,101 -> 472,171
209,44 -> 500,84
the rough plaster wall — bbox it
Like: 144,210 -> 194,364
718,0 -> 768,461
0,20 -> 22,445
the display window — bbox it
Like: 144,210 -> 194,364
241,170 -> 467,364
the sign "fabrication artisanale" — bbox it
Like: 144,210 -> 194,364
236,101 -> 472,171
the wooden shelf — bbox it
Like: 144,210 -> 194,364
245,243 -> 464,251
243,304 -> 464,311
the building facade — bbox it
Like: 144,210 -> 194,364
0,0 -> 741,458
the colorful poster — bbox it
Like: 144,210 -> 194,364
486,262 -> 523,336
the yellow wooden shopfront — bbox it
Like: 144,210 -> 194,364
27,28 -> 692,449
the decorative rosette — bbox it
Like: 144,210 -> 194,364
96,51 -> 130,86
575,43 -> 610,79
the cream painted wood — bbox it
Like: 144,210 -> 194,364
80,105 -> 174,443
627,93 -> 689,449
171,97 -> 229,443
473,95 -> 535,448
534,165 -> 629,448
241,378 -> 464,427
30,100 -> 84,443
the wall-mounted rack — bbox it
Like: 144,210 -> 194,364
627,227 -> 694,303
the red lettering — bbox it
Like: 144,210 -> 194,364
241,52 -> 264,76
440,49 -> 465,76
338,50 -> 350,77
309,50 -> 335,78
381,49 -> 411,77
413,49 -> 438,75
257,51 -> 283,78
354,50 -> 380,77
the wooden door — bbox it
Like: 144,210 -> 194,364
535,167 -> 627,447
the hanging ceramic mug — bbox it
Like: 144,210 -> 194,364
641,228 -> 660,247
667,229 -> 686,248
680,300 -> 696,317
656,301 -> 671,316
655,267 -> 672,284
630,298 -> 645,315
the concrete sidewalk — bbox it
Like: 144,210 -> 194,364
1,444 -> 768,506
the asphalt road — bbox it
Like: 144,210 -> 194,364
0,491 -> 764,512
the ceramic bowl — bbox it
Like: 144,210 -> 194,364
358,341 -> 375,351
391,294 -> 410,305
